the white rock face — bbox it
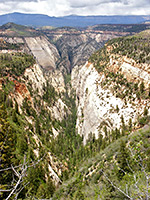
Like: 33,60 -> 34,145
50,98 -> 67,121
2,37 -> 24,44
25,36 -> 60,69
47,152 -> 64,186
46,69 -> 66,94
71,62 -> 150,144
0,36 -> 60,70
24,64 -> 66,121
109,55 -> 150,88
24,64 -> 46,96
121,62 -> 150,87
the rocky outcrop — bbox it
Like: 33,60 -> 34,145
46,29 -> 130,72
45,69 -> 66,94
12,59 -> 67,187
71,62 -> 150,144
47,152 -> 67,187
24,36 -> 60,70
24,63 -> 67,122
109,55 -> 150,88
24,64 -> 46,96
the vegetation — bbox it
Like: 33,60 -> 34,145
0,49 -> 54,199
89,30 -> 150,100
0,23 -> 40,37
43,81 -> 58,105
90,30 -> 150,66
91,24 -> 150,33
0,39 -> 21,50
0,49 -> 84,198
53,125 -> 150,199
0,83 -> 53,199
107,31 -> 150,64
1,66 -> 130,199
0,52 -> 35,77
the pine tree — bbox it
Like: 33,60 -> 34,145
12,109 -> 18,123
103,126 -> 108,137
128,118 -> 132,131
148,85 -> 150,97
121,115 -> 126,130
15,100 -> 19,114
117,140 -> 129,179
35,118 -> 41,135
140,81 -> 144,93
115,128 -> 120,139
116,105 -> 119,113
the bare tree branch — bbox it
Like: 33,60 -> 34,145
1,154 -> 46,200
14,181 -> 30,200
101,169 -> 133,200
0,164 -> 22,172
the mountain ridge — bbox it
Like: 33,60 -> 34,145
0,12 -> 150,27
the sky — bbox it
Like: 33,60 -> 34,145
0,0 -> 150,17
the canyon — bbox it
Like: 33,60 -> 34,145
0,23 -> 150,199
1,24 -> 149,140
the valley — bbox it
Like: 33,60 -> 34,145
0,23 -> 150,199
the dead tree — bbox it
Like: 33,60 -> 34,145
0,155 -> 45,200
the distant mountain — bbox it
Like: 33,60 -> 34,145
0,12 -> 150,27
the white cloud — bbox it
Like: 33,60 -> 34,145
69,0 -> 127,8
0,0 -> 150,16
1,0 -> 38,2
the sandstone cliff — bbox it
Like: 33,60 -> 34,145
0,36 -> 60,70
72,61 -> 150,143
71,29 -> 150,144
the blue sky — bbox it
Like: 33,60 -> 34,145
0,0 -> 150,16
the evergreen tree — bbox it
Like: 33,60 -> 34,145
140,81 -> 145,93
116,105 -> 119,113
12,109 -> 18,123
35,118 -> 41,135
115,128 -> 120,139
121,115 -> 126,130
148,85 -> 150,97
103,126 -> 108,138
15,100 -> 19,114
128,118 -> 132,131
117,140 -> 129,179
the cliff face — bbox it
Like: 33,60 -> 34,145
71,61 -> 150,143
108,55 -> 150,88
0,30 -> 71,187
0,51 -> 67,188
24,36 -> 60,70
71,31 -> 150,143
0,36 -> 60,70
24,64 -> 46,96
45,28 -> 131,72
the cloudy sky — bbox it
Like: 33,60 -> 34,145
0,0 -> 150,16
